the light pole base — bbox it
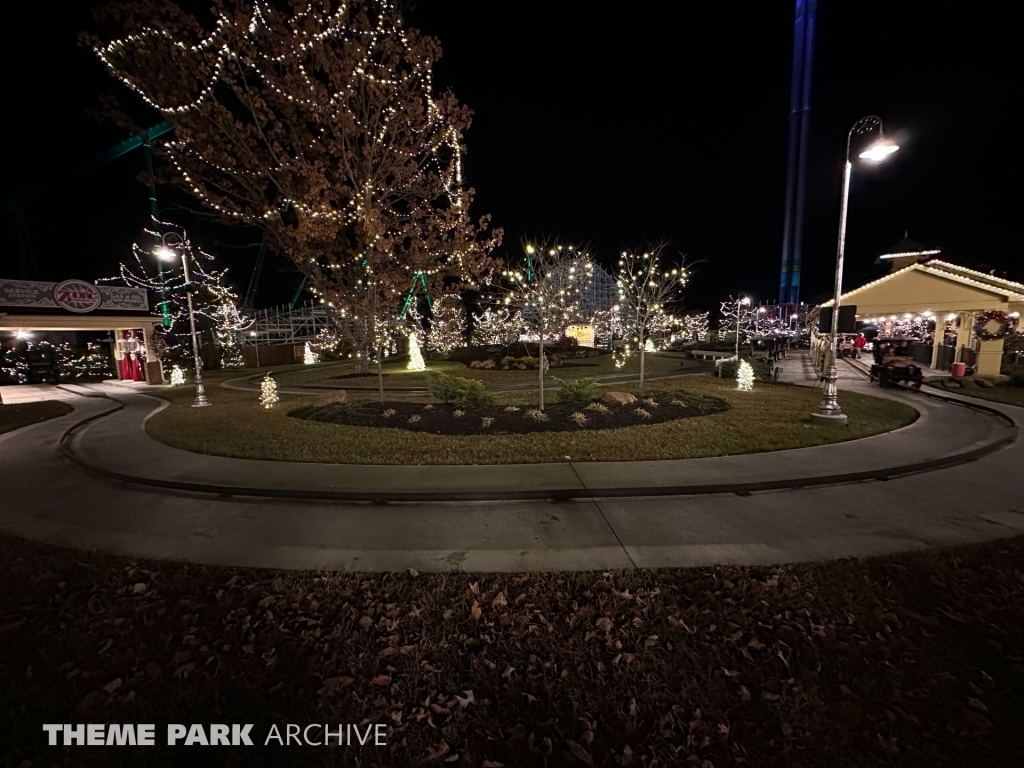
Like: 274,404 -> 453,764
809,412 -> 848,426
191,400 -> 211,408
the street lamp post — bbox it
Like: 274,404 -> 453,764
812,116 -> 899,424
156,234 -> 210,408
250,330 -> 260,367
735,295 -> 751,361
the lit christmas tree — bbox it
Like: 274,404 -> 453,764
737,360 -> 755,391
259,373 -> 279,409
170,365 -> 186,386
407,333 -> 426,371
303,342 -> 319,365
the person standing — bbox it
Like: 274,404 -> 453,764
854,332 -> 867,359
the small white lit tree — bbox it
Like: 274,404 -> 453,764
472,305 -> 522,346
737,359 -> 755,391
503,240 -> 593,409
407,333 -> 426,371
303,342 -> 319,365
259,373 -> 279,409
616,244 -> 688,395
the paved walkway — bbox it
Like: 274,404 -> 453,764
1,358 -> 1022,572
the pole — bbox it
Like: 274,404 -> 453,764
814,158 -> 852,421
180,250 -> 211,407
144,134 -> 171,329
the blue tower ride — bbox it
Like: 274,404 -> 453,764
778,0 -> 817,306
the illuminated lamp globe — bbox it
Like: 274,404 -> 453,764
858,138 -> 900,163
155,246 -> 177,262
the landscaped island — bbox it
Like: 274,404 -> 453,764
145,359 -> 918,465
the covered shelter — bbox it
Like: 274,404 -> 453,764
0,278 -> 165,384
816,260 -> 1023,377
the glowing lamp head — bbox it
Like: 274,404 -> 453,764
859,137 -> 900,163
155,246 -> 177,262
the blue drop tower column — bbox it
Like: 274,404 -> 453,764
778,0 -> 817,306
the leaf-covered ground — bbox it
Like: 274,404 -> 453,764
3,535 -> 1022,767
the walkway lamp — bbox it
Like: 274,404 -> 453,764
813,116 -> 899,424
157,233 -> 210,407
735,294 -> 751,361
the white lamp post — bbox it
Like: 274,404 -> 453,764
156,235 -> 210,407
735,295 -> 751,360
813,116 -> 899,424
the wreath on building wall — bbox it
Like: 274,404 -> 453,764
973,310 -> 1019,341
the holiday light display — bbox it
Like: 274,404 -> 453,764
503,240 -> 593,409
170,365 -> 186,386
680,312 -> 710,343
720,297 -> 756,344
303,342 -> 319,365
472,305 -> 522,346
91,0 -> 500,383
591,306 -> 625,349
259,373 -> 279,409
407,333 -> 426,371
737,360 -> 755,391
101,221 -> 251,369
421,294 -> 468,354
616,245 -> 688,394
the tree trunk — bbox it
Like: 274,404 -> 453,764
377,342 -> 385,404
639,345 -> 646,395
538,333 -> 545,410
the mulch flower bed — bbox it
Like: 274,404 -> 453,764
289,392 -> 729,435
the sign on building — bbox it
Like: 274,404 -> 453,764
0,279 -> 148,313
565,324 -> 595,347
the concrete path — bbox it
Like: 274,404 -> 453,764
62,378 -> 1012,500
1,363 -> 1022,572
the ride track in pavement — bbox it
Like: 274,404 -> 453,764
1,352 -> 1021,572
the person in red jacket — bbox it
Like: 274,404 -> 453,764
853,332 -> 867,359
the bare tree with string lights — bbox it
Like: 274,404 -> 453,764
101,221 -> 250,371
88,0 -> 501,393
502,240 -> 593,410
616,244 -> 688,395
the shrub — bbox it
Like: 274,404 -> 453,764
425,372 -> 496,407
556,377 -> 598,409
1010,370 -> 1024,388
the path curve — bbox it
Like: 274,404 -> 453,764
1,372 -> 1023,572
58,382 -> 1014,501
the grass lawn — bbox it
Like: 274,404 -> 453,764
146,374 -> 918,464
3,533 -> 1022,767
270,351 -> 693,388
927,382 -> 1024,408
0,400 -> 73,434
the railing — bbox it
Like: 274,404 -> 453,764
909,341 -> 933,366
960,346 -> 978,369
935,344 -> 956,371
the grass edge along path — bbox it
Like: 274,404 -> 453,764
0,399 -> 73,435
145,376 -> 919,465
2,533 -> 1022,767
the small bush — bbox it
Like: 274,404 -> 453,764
1010,370 -> 1024,388
425,372 -> 496,407
556,377 -> 598,409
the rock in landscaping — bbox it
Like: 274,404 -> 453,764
940,378 -> 962,388
602,391 -> 637,405
973,378 -> 995,388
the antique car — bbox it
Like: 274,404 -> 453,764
835,333 -> 860,359
870,337 -> 923,388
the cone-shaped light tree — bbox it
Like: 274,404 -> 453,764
616,244 -> 688,394
90,0 -> 501,401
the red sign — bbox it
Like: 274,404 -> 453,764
54,280 -> 103,313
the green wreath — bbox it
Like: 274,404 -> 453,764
973,310 -> 1019,341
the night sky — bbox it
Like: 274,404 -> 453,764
1,1 -> 1017,314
